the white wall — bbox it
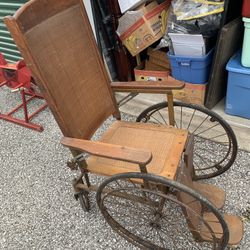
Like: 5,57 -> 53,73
83,0 -> 96,36
82,0 -> 111,79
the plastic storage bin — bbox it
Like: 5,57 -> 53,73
242,0 -> 250,17
242,18 -> 250,67
168,49 -> 214,84
226,52 -> 250,119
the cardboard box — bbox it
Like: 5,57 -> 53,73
134,62 -> 206,105
172,80 -> 207,105
147,47 -> 171,70
145,60 -> 168,71
118,1 -> 170,56
135,61 -> 170,81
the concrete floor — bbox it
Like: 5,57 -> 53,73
116,93 -> 250,152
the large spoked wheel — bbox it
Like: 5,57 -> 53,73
96,173 -> 229,250
136,102 -> 238,180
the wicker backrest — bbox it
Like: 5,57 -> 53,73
4,0 -> 120,139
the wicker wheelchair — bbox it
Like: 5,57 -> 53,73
4,0 -> 243,249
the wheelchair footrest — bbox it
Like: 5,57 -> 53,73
201,212 -> 244,246
193,182 -> 226,209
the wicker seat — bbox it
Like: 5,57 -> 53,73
87,121 -> 188,179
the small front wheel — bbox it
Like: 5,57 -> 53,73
75,190 -> 90,212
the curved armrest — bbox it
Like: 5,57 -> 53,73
61,137 -> 152,165
111,79 -> 185,94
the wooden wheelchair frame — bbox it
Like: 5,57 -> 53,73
4,0 -> 243,248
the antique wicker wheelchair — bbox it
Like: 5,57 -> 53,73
4,0 -> 243,249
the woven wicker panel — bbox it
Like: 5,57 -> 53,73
87,122 -> 188,180
11,0 -> 118,138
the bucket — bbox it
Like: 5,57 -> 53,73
168,49 -> 214,84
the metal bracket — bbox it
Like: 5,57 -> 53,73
66,153 -> 85,171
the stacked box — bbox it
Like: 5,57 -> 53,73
134,63 -> 207,105
118,1 -> 170,56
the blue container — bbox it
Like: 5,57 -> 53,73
226,51 -> 250,119
168,49 -> 214,84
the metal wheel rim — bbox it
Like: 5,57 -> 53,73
96,173 -> 229,249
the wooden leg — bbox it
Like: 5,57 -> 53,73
166,91 -> 175,126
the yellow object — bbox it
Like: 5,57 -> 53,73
125,35 -> 138,56
175,0 -> 224,21
161,9 -> 168,34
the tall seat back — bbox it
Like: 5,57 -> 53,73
4,0 -> 120,139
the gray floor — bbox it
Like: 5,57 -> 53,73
0,88 -> 250,249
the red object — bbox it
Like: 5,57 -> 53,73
242,0 -> 250,17
0,53 -> 47,132
0,54 -> 7,83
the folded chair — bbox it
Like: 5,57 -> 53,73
4,0 -> 243,248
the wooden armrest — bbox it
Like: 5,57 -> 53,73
61,137 -> 152,165
111,79 -> 185,94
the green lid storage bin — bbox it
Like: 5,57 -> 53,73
226,51 -> 250,119
242,17 -> 250,67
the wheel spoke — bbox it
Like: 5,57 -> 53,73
195,144 -> 229,155
174,120 -> 179,129
149,114 -> 165,125
105,192 -> 155,216
157,110 -> 168,125
159,227 -> 180,250
180,106 -> 183,129
127,178 -> 137,188
143,225 -> 154,239
191,115 -> 209,134
187,109 -> 196,130
115,180 -> 123,188
194,152 -> 213,169
106,201 -> 152,225
208,133 -> 227,140
195,123 -> 220,136
156,228 -> 167,247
